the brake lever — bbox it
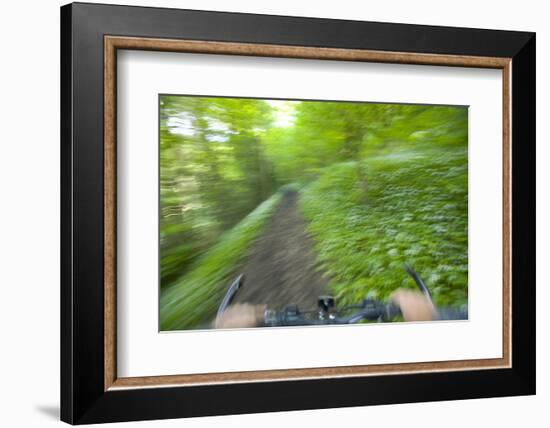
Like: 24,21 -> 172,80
215,274 -> 244,321
405,264 -> 433,302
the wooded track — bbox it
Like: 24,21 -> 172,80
233,190 -> 329,310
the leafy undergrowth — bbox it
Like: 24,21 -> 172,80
299,145 -> 468,308
160,192 -> 282,331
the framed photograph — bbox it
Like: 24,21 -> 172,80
60,2 -> 535,424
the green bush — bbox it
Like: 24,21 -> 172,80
160,192 -> 282,330
299,146 -> 468,307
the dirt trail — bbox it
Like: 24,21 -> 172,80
233,190 -> 329,311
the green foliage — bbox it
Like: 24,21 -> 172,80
160,96 -> 275,288
160,193 -> 282,330
299,146 -> 468,307
263,103 -> 467,185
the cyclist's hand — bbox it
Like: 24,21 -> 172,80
390,289 -> 438,321
214,303 -> 266,329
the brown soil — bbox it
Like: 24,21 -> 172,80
233,190 -> 329,311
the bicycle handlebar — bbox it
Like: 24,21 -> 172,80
215,266 -> 467,328
262,299 -> 401,327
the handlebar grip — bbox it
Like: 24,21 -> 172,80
433,305 -> 468,321
384,302 -> 402,319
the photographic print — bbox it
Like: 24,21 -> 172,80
159,95 -> 468,331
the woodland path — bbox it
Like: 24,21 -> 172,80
233,190 -> 329,311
